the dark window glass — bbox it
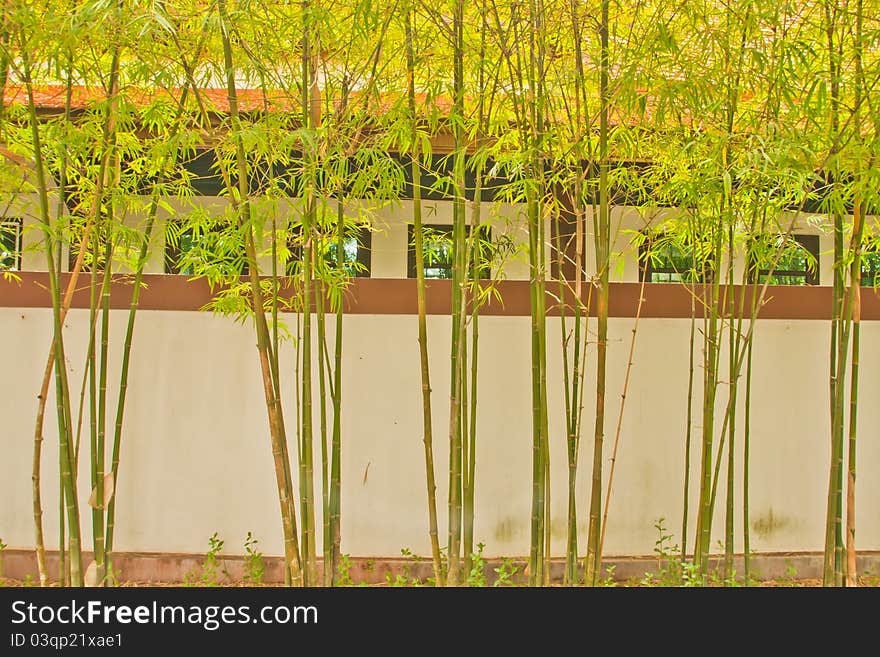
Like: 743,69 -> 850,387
551,206 -> 586,281
68,235 -> 104,273
749,234 -> 819,286
638,231 -> 712,283
67,219 -> 113,273
165,221 -> 249,276
0,218 -> 22,271
407,223 -> 492,279
286,224 -> 371,278
860,249 -> 880,287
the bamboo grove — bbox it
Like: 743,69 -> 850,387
0,0 -> 878,587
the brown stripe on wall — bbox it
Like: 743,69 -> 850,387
2,272 -> 880,319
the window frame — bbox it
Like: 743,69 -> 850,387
68,233 -> 110,273
286,223 -> 372,278
637,230 -> 714,284
550,203 -> 587,282
406,223 -> 492,280
859,242 -> 880,287
0,217 -> 23,271
164,220 -> 250,276
748,233 -> 819,286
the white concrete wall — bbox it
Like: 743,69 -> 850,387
2,306 -> 878,558
3,193 -> 876,559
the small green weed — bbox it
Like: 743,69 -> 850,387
640,518 -> 713,587
778,561 -> 800,587
597,565 -> 617,587
243,532 -> 265,586
640,518 -> 689,586
493,557 -> 520,587
185,533 -> 228,587
860,569 -> 880,587
336,553 -> 354,586
466,543 -> 487,587
386,548 -> 422,586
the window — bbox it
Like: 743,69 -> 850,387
407,223 -> 492,279
0,218 -> 22,271
68,232 -> 110,272
860,246 -> 880,287
165,221 -> 249,276
748,234 -> 819,286
638,231 -> 712,283
551,204 -> 586,281
286,224 -> 371,278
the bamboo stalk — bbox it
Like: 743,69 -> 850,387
598,266 -> 647,563
743,334 -> 753,583
555,211 -> 574,585
833,200 -> 863,587
845,0 -> 864,588
485,0 -> 547,586
317,264 -> 331,586
89,20 -> 123,586
521,0 -> 550,587
537,3 -> 550,589
693,3 -> 752,580
567,2 -> 590,585
526,190 -> 547,587
27,24 -> 107,587
445,0 -> 466,586
561,13 -> 592,570
93,222 -> 115,586
105,85 -> 195,572
17,8 -> 48,582
329,197 -> 344,585
846,299 -> 859,587
681,288 -> 695,562
21,39 -> 83,587
405,5 -> 443,586
86,237 -> 100,581
90,36 -> 122,587
299,0 -> 319,586
822,0 -> 845,587
216,0 -> 302,586
462,168 -> 483,578
694,218 -> 723,576
584,0 -> 610,586
464,293 -> 478,577
459,288 -> 469,575
724,225 -> 736,580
